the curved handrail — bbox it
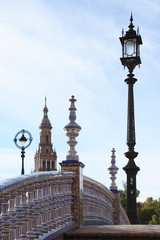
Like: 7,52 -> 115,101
0,171 -> 74,194
84,175 -> 114,199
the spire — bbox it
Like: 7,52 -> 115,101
108,148 -> 119,192
45,96 -> 47,107
64,95 -> 81,161
40,97 -> 52,129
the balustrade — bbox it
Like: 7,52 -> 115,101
0,172 -> 74,240
0,172 -> 129,240
83,176 -> 114,225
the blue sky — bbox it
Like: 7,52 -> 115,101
0,0 -> 160,202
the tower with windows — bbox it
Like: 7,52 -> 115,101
34,98 -> 57,172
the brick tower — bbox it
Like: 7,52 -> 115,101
34,98 -> 57,172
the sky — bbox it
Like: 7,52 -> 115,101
0,0 -> 160,202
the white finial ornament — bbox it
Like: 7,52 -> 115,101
64,96 -> 81,161
108,148 -> 119,192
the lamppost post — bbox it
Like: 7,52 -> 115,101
14,129 -> 33,175
21,147 -> 25,175
119,14 -> 142,224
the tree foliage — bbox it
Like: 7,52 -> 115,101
119,182 -> 127,212
119,183 -> 160,224
138,197 -> 160,224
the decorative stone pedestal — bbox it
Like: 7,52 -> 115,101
60,161 -> 84,228
60,96 -> 85,228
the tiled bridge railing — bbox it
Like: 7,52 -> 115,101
0,171 -> 75,240
83,176 -> 113,225
0,172 -> 129,240
83,176 -> 130,225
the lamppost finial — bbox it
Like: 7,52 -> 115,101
128,13 -> 134,31
130,12 -> 133,22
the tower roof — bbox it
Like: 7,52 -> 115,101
40,97 -> 52,129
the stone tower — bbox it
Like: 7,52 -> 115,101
34,98 -> 57,172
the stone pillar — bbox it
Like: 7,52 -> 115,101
112,191 -> 120,225
60,161 -> 84,228
59,96 -> 85,228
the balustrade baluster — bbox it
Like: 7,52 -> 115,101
26,190 -> 36,239
1,200 -> 10,239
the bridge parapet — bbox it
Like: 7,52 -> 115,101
83,176 -> 114,225
83,176 -> 129,225
0,171 -> 75,240
0,172 -> 129,239
120,203 -> 130,225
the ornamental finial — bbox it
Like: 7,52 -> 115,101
122,28 -> 124,37
64,96 -> 81,161
69,95 -> 77,122
130,12 -> 133,22
43,97 -> 48,116
128,12 -> 134,31
45,96 -> 47,107
108,148 -> 119,192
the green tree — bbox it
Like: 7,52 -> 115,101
119,182 -> 127,212
119,183 -> 160,224
139,198 -> 160,224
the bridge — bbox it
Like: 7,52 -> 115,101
0,171 -> 129,240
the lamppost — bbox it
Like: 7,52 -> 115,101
119,14 -> 142,224
14,129 -> 33,175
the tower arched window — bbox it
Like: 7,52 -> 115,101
46,135 -> 48,143
43,161 -> 45,170
47,161 -> 50,170
52,161 -> 54,170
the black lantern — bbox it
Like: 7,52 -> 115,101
120,14 -> 142,73
14,129 -> 33,175
120,15 -> 143,224
19,134 -> 27,145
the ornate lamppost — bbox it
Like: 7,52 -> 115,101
14,129 -> 33,175
119,15 -> 142,224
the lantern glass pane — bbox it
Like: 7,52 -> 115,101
20,140 -> 26,146
124,39 -> 136,57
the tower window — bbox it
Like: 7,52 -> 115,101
43,161 -> 45,170
52,161 -> 54,170
47,161 -> 50,171
46,149 -> 48,154
46,135 -> 48,143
